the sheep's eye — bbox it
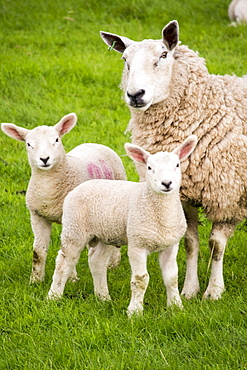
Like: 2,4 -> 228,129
27,142 -> 31,147
148,166 -> 152,170
160,51 -> 168,59
55,138 -> 59,142
176,163 -> 180,168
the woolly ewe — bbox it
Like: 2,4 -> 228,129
1,113 -> 126,283
100,20 -> 247,300
48,135 -> 197,316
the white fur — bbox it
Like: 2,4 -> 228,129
48,135 -> 197,316
100,21 -> 247,301
228,0 -> 247,24
1,113 -> 126,282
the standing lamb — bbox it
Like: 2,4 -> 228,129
48,135 -> 197,316
100,20 -> 247,300
228,0 -> 247,24
1,113 -> 126,283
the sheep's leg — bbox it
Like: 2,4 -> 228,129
30,213 -> 51,283
127,247 -> 149,317
203,222 -> 235,300
88,243 -> 119,301
159,243 -> 183,308
181,203 -> 200,298
48,239 -> 85,299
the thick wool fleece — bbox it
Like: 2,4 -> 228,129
127,45 -> 247,223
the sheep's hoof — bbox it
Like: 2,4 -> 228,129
181,285 -> 200,299
68,275 -> 80,283
202,286 -> 224,300
47,291 -> 62,300
30,275 -> 44,284
96,293 -> 111,302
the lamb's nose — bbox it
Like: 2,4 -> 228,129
40,157 -> 50,165
161,181 -> 172,190
127,89 -> 145,107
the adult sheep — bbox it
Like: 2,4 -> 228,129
100,20 -> 247,300
1,113 -> 126,284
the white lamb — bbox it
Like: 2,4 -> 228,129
1,113 -> 126,283
100,20 -> 247,300
228,0 -> 247,24
48,135 -> 197,316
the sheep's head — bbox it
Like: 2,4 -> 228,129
125,135 -> 197,194
100,20 -> 179,111
1,113 -> 77,171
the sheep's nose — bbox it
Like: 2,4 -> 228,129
40,156 -> 50,165
161,181 -> 172,190
127,89 -> 146,107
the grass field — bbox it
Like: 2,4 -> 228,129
1,0 -> 247,369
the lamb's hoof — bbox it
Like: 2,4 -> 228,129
96,293 -> 112,302
47,291 -> 62,300
203,286 -> 224,300
127,309 -> 143,318
181,285 -> 200,299
68,275 -> 80,283
30,275 -> 44,284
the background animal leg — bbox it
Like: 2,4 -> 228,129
203,222 -> 235,300
159,243 -> 183,308
88,243 -> 119,301
181,203 -> 200,298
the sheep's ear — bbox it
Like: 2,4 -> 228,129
1,123 -> 29,142
124,143 -> 150,164
173,135 -> 197,162
162,20 -> 179,51
100,31 -> 134,53
54,113 -> 77,137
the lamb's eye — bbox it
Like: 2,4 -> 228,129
27,142 -> 31,147
55,138 -> 59,142
148,166 -> 152,170
176,163 -> 180,168
160,51 -> 168,59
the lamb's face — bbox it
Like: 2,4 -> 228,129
146,151 -> 181,194
25,126 -> 64,171
121,40 -> 176,111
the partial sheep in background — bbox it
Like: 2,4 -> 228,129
1,113 -> 126,283
228,0 -> 247,24
48,136 -> 197,316
100,20 -> 247,301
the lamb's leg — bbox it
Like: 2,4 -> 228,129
127,247 -> 149,317
30,213 -> 51,283
181,203 -> 200,298
203,222 -> 235,300
159,243 -> 183,308
47,238 -> 85,299
88,243 -> 119,301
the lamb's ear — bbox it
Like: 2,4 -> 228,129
124,143 -> 150,164
1,123 -> 30,142
54,113 -> 77,137
162,20 -> 179,51
173,135 -> 198,162
100,31 -> 134,53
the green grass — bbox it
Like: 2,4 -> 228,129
1,0 -> 247,368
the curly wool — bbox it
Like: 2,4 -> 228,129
127,44 -> 247,223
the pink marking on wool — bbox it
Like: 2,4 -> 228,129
87,160 -> 114,180
99,160 -> 114,180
